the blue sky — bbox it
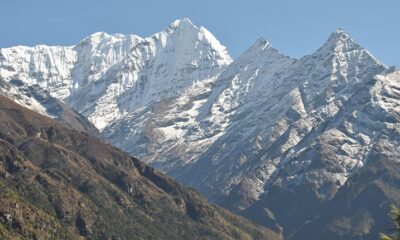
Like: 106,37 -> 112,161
1,0 -> 398,66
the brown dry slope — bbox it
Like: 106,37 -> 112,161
0,95 -> 280,240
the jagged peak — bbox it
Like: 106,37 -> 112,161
327,28 -> 354,45
308,28 -> 386,68
224,37 -> 295,75
168,18 -> 196,30
89,31 -> 110,38
315,28 -> 362,55
146,18 -> 232,64
254,37 -> 271,50
79,31 -> 142,46
333,28 -> 350,36
244,38 -> 272,54
81,32 -> 114,43
235,37 -> 291,63
152,18 -> 201,39
198,26 -> 232,62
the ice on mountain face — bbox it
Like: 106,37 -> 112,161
71,32 -> 143,87
101,38 -> 296,174
102,76 -> 223,172
196,39 -> 296,141
0,32 -> 143,103
0,80 -> 52,117
0,45 -> 76,99
0,19 -> 232,131
119,17 -> 231,107
0,79 -> 99,136
175,29 -> 388,209
104,29 -> 389,205
297,30 -> 385,111
74,19 -> 232,130
373,70 -> 400,116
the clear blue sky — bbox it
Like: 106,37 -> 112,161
1,0 -> 398,66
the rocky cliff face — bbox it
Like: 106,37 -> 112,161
0,79 -> 99,137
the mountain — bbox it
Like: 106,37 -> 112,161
103,37 -> 295,173
292,123 -> 400,239
0,79 -> 99,137
0,17 -> 234,176
104,28 -> 399,239
178,30 -> 385,196
173,30 -> 399,239
1,18 -> 399,239
0,18 -> 231,131
0,94 -> 280,239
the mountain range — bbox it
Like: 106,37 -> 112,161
0,94 -> 278,239
0,18 -> 399,239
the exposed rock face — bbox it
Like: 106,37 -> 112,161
0,95 -> 279,240
291,136 -> 400,240
0,79 -> 99,137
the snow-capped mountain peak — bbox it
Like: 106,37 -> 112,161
242,38 -> 283,60
168,18 -> 196,30
78,31 -> 142,46
81,31 -> 113,42
150,18 -> 232,65
316,28 -> 364,56
253,37 -> 271,50
0,18 -> 232,130
315,28 -> 385,70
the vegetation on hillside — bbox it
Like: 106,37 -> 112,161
380,205 -> 400,240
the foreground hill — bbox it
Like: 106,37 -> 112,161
0,95 -> 279,240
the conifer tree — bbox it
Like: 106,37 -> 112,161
380,205 -> 400,240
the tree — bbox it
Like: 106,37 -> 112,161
380,204 -> 400,240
